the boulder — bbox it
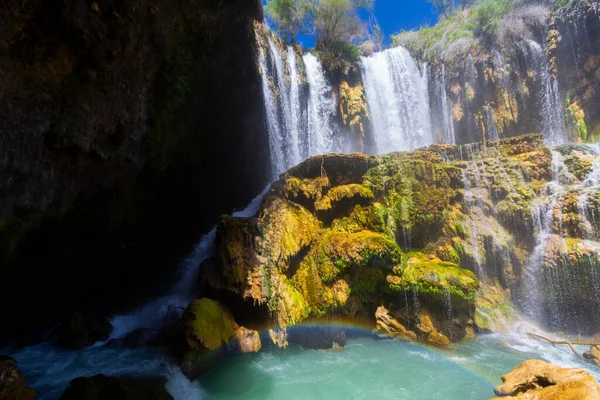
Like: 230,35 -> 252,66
0,356 -> 35,400
59,375 -> 172,400
56,312 -> 112,349
229,327 -> 261,354
492,359 -> 600,399
175,298 -> 237,378
584,345 -> 600,368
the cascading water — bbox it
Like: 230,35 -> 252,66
524,151 -> 570,322
361,46 -> 433,153
303,53 -> 339,156
429,65 -> 456,145
524,40 -> 568,146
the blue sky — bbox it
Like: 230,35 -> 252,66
264,0 -> 439,48
369,0 -> 438,43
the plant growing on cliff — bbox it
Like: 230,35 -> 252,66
265,0 -> 311,43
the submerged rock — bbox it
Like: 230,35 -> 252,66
492,359 -> 600,399
584,346 -> 600,368
59,375 -> 172,400
56,312 -> 113,349
0,356 -> 36,400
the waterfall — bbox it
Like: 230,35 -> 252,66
287,46 -> 303,167
361,46 -> 433,153
524,40 -> 568,146
303,53 -> 339,157
259,43 -> 286,177
258,35 -> 341,176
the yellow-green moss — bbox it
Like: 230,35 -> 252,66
330,203 -> 389,235
312,231 -> 402,282
388,258 -> 479,302
315,184 -> 374,211
282,176 -> 330,204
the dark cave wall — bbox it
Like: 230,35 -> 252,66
0,0 -> 271,342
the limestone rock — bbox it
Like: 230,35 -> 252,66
584,346 -> 600,368
492,359 -> 600,399
230,327 -> 261,354
0,356 -> 35,400
375,306 -> 450,347
59,375 -> 172,400
56,312 -> 112,350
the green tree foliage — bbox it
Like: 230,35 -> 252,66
264,0 -> 311,43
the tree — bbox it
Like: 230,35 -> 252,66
264,0 -> 311,43
311,0 -> 374,51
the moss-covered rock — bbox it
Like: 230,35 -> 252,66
312,231 -> 401,282
177,298 -> 237,378
258,197 -> 321,268
388,257 -> 479,304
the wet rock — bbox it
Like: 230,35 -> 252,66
56,312 -> 113,349
0,356 -> 36,400
492,359 -> 600,399
584,345 -> 600,368
229,326 -> 261,353
59,374 -> 172,400
375,306 -> 451,347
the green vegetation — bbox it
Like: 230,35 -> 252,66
264,0 -> 373,68
392,0 -> 549,61
264,0 -> 311,43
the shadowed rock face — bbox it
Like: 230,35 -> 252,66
0,356 -> 36,400
0,0 -> 270,344
492,359 -> 600,399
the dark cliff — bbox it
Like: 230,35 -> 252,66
0,0 -> 270,342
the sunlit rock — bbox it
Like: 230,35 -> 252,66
492,359 -> 600,399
